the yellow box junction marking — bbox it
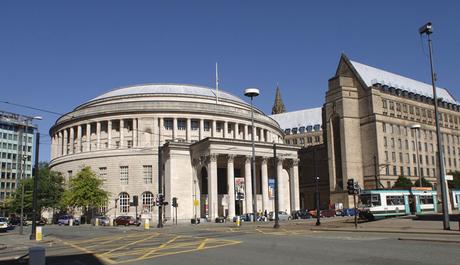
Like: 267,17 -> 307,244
65,232 -> 241,264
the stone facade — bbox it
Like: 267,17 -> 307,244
49,84 -> 300,223
325,54 -> 460,207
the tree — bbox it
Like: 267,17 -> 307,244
62,166 -> 109,219
414,177 -> 433,188
447,171 -> 460,189
393,176 -> 413,189
8,162 -> 65,216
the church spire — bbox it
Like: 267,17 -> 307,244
271,84 -> 286,114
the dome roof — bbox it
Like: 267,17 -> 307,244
88,83 -> 247,104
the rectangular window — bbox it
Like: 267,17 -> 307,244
191,120 -> 199,131
120,166 -> 129,185
407,167 -> 411,176
216,122 -> 222,132
99,167 -> 107,181
178,119 -> 186,130
143,165 -> 152,184
382,122 -> 386,133
164,119 -> 173,130
204,121 -> 211,131
386,195 -> 405,206
393,166 -> 397,176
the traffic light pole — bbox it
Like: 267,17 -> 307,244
273,143 -> 279,229
353,193 -> 357,229
157,144 -> 163,228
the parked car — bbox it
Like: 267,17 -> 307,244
114,216 -> 140,226
58,215 -> 80,226
292,209 -> 311,219
0,217 -> 9,232
9,216 -> 27,226
91,216 -> 110,226
26,217 -> 47,226
309,209 -> 336,218
268,211 -> 291,221
215,216 -> 226,223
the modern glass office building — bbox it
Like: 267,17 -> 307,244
0,111 -> 36,204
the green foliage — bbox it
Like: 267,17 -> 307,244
393,176 -> 413,189
8,162 -> 65,215
414,177 -> 433,188
447,171 -> 460,189
62,166 -> 109,210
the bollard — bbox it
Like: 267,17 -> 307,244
109,217 -> 113,226
29,246 -> 45,265
95,218 -> 99,227
69,218 -> 73,226
144,218 -> 150,230
236,216 -> 241,227
36,226 -> 43,241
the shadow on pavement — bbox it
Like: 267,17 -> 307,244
0,253 -> 105,265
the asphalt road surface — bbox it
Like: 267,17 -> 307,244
1,221 -> 458,265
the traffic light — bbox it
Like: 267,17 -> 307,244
158,194 -> 165,206
132,195 -> 138,207
172,197 -> 178,207
347,178 -> 355,195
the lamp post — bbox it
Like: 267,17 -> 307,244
19,116 -> 41,236
419,22 -> 450,230
315,176 -> 321,226
30,132 -> 40,240
411,124 -> 422,187
244,87 -> 259,222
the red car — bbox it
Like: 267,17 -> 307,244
114,216 -> 140,226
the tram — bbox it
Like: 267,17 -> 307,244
359,189 -> 437,220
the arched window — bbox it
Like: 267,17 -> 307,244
119,192 -> 130,213
142,192 -> 154,213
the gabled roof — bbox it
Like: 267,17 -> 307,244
270,107 -> 322,130
344,56 -> 457,104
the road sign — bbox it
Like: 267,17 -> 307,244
446,174 -> 453,181
193,199 -> 199,206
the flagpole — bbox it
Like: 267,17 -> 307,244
215,62 -> 219,104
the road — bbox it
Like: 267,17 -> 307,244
1,219 -> 458,265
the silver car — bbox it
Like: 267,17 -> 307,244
268,211 -> 292,221
91,216 -> 110,226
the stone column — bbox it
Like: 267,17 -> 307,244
244,124 -> 248,140
63,129 -> 68,155
133,118 -> 138,147
233,123 -> 238,139
159,118 -> 164,144
199,119 -> 204,140
96,121 -> 101,150
69,127 -> 74,154
57,131 -> 62,156
290,159 -> 300,212
186,118 -> 191,142
277,158 -> 284,212
173,118 -> 177,141
260,129 -> 265,142
261,157 -> 269,212
77,125 -> 82,153
253,126 -> 257,142
212,120 -> 217,138
107,120 -> 112,149
152,117 -> 158,146
223,121 -> 228,139
119,119 -> 124,148
207,154 -> 218,220
244,156 -> 253,214
86,123 -> 91,151
227,155 -> 236,218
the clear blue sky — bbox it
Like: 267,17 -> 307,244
1,1 -> 459,161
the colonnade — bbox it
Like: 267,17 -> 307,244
203,154 -> 300,220
51,117 -> 281,159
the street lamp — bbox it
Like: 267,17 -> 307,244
244,87 -> 259,222
19,115 -> 42,236
410,124 -> 422,187
419,22 -> 450,230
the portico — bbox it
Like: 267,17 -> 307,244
162,138 -> 299,221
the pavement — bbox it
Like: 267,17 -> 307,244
0,217 -> 459,265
